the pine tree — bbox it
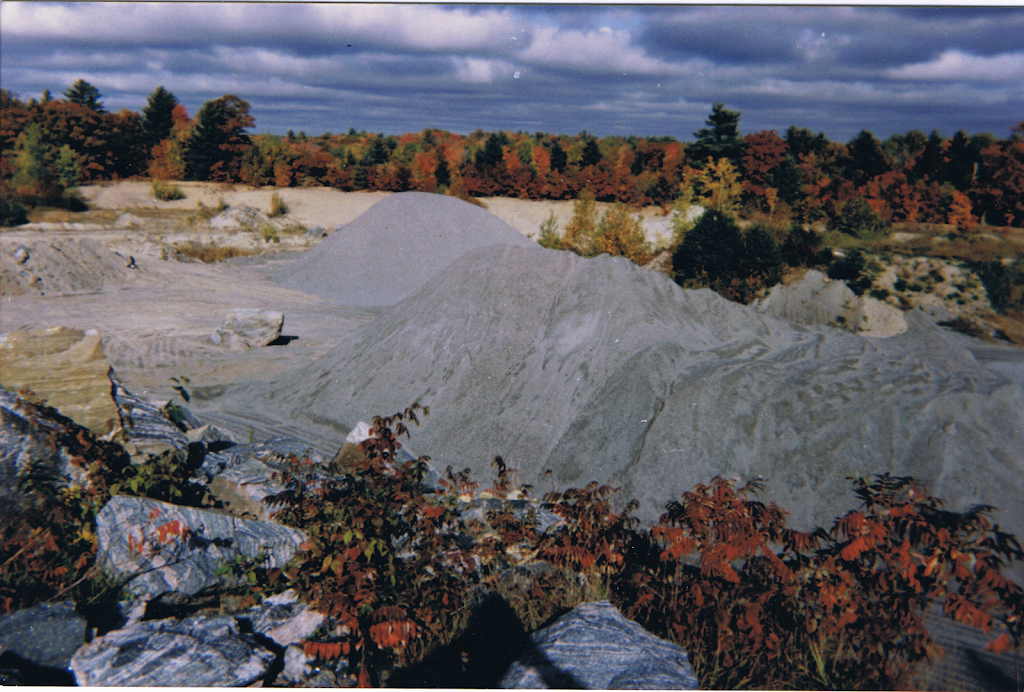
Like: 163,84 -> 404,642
183,95 -> 253,181
63,79 -> 105,113
689,103 -> 743,165
142,86 -> 179,147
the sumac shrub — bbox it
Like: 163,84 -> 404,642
263,405 -> 478,685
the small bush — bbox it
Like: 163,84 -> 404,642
151,180 -> 186,201
261,225 -> 280,243
538,211 -> 562,250
828,250 -> 873,296
0,197 -> 29,226
938,317 -> 987,338
268,192 -> 288,218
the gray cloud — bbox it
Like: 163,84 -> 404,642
1,3 -> 1021,142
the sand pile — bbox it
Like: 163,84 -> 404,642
272,191 -> 536,306
246,244 -> 1024,536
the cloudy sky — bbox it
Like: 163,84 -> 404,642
2,3 -> 1023,144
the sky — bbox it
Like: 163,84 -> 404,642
2,3 -> 1023,144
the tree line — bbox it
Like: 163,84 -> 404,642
2,80 -> 1022,232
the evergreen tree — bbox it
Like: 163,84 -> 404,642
784,125 -> 828,159
142,86 -> 179,147
580,137 -> 603,168
63,79 -> 105,113
846,130 -> 888,186
689,103 -> 743,165
475,132 -> 508,170
183,95 -> 253,181
435,155 -> 451,188
550,141 -> 568,173
671,208 -> 744,283
362,137 -> 391,166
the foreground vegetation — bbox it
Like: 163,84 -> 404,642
3,398 -> 1021,689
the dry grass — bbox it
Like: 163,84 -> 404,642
173,241 -> 261,263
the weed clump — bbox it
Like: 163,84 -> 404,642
151,180 -> 185,201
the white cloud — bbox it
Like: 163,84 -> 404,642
519,25 -> 681,76
0,2 -> 518,54
885,50 -> 1024,82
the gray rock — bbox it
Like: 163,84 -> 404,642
0,387 -> 63,516
500,601 -> 699,689
0,601 -> 87,671
12,246 -> 30,264
212,308 -> 284,350
306,225 -> 326,239
69,613 -> 275,686
95,495 -> 307,601
240,589 -> 325,647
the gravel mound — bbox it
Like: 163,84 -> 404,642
272,191 -> 536,306
247,244 -> 1024,538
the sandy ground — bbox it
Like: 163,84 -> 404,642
78,181 -> 680,246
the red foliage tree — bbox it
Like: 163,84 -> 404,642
742,130 -> 788,198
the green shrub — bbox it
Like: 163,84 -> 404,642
151,180 -> 186,201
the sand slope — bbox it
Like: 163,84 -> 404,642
248,244 -> 1024,535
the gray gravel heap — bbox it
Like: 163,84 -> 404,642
500,601 -> 699,689
273,191 -> 535,306
252,244 -> 1024,540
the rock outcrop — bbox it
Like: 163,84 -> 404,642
500,601 -> 699,689
753,269 -> 908,337
0,326 -> 119,434
70,613 -> 276,686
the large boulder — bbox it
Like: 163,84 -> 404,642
211,308 -> 284,351
0,326 -> 120,434
69,613 -> 275,686
95,495 -> 307,602
500,601 -> 699,689
248,244 -> 1024,542
273,191 -> 536,306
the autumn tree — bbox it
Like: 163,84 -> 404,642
594,203 -> 653,265
690,103 -> 743,166
63,79 -> 105,113
142,86 -> 179,148
741,130 -> 787,199
183,95 -> 254,182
